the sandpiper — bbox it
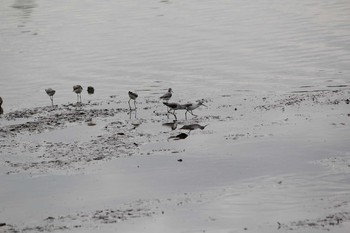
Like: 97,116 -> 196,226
87,86 -> 94,94
163,102 -> 187,119
184,101 -> 207,119
160,88 -> 173,102
128,91 -> 138,109
73,85 -> 83,103
45,88 -> 56,107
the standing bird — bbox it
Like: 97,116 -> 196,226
87,86 -> 95,94
160,88 -> 173,113
184,101 -> 207,119
180,123 -> 208,133
73,85 -> 83,103
45,88 -> 56,107
163,102 -> 187,120
128,91 -> 138,109
160,88 -> 173,102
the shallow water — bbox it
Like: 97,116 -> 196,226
1,0 -> 350,110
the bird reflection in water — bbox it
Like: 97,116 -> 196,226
180,123 -> 208,134
162,120 -> 177,130
12,0 -> 37,27
168,133 -> 188,140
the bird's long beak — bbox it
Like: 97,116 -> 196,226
202,103 -> 207,107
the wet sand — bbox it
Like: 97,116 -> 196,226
1,87 -> 350,233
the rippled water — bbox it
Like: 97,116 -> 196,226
1,0 -> 350,110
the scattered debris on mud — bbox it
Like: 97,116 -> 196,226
278,211 -> 350,231
254,89 -> 348,111
2,204 -> 154,233
311,155 -> 350,173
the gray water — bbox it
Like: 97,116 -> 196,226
1,0 -> 350,110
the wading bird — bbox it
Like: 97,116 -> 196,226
163,102 -> 187,120
184,101 -> 207,119
128,91 -> 138,109
160,88 -> 173,102
73,85 -> 83,103
87,86 -> 94,94
45,88 -> 56,107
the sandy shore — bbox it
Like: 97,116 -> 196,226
1,87 -> 350,233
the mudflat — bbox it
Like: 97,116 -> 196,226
1,87 -> 350,233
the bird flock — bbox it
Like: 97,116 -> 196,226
0,85 -> 207,123
1,86 -> 208,136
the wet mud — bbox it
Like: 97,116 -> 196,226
279,211 -> 350,231
1,88 -> 350,232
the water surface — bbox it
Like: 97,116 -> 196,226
1,0 -> 349,110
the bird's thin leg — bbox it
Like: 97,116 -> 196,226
172,110 -> 177,120
80,94 -> 82,103
134,100 -> 137,109
50,97 -> 54,107
77,94 -> 79,103
185,110 -> 188,120
190,110 -> 198,117
128,99 -> 132,109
